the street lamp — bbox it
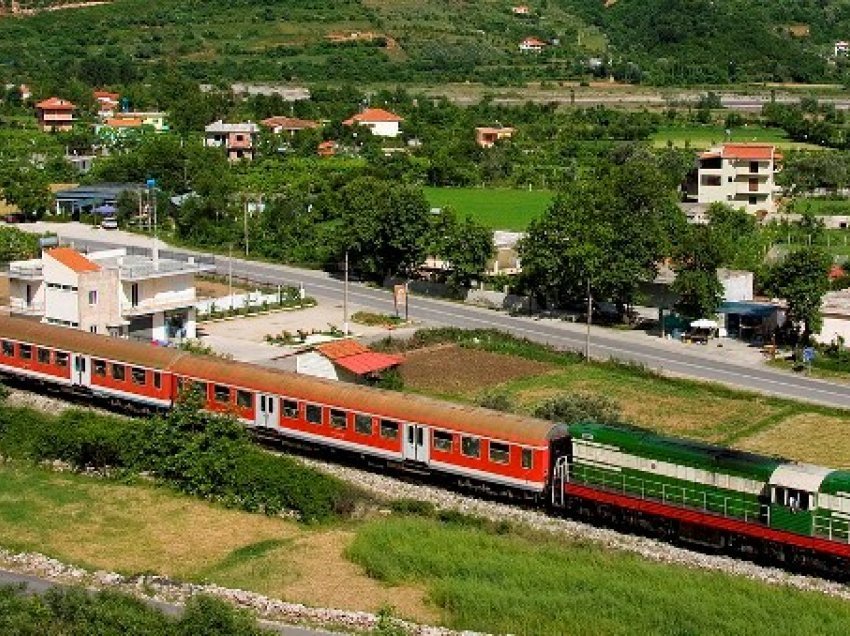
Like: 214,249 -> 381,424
585,276 -> 592,361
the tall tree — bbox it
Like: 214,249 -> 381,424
766,247 -> 831,344
427,208 -> 493,288
671,225 -> 724,319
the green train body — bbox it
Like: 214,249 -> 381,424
567,422 -> 850,542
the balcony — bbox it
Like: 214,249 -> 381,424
121,296 -> 197,317
9,300 -> 45,316
8,264 -> 43,279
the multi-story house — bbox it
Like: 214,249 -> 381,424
476,126 -> 515,148
204,120 -> 260,161
93,90 -> 120,119
8,247 -> 213,342
260,116 -> 319,136
697,143 -> 783,214
35,97 -> 76,132
342,108 -> 404,138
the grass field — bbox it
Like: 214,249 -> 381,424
423,187 -> 554,231
397,342 -> 850,467
649,125 -> 821,150
789,198 -> 850,216
348,516 -> 850,636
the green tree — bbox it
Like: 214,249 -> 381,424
766,247 -> 831,344
427,208 -> 493,288
0,226 -> 40,262
672,225 -> 724,318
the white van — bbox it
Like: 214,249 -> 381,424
100,217 -> 118,230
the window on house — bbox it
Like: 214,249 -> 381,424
701,175 -> 721,187
88,290 -> 97,305
93,359 -> 106,376
521,448 -> 533,470
489,442 -> 510,464
55,352 -> 69,367
461,436 -> 480,459
90,326 -> 97,334
306,404 -> 322,425
433,430 -> 453,452
131,367 -> 146,385
153,372 -> 161,389
37,348 -> 51,365
19,344 -> 31,360
282,399 -> 299,418
214,384 -> 230,403
749,196 -> 757,205
749,161 -> 759,173
1,341 -> 13,356
236,390 -> 252,408
354,414 -> 373,435
380,419 -> 399,440
111,363 -> 125,381
330,409 -> 347,430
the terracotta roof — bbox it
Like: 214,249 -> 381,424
105,118 -> 143,128
35,97 -> 75,110
46,247 -> 100,273
316,339 -> 370,360
93,90 -> 120,100
520,37 -> 547,46
260,116 -> 319,130
333,351 -> 403,375
343,108 -> 404,125
720,144 -> 781,161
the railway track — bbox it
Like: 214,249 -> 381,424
4,386 -> 850,602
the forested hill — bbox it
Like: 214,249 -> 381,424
1,0 -> 849,87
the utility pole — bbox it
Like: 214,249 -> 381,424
585,277 -> 592,361
343,249 -> 349,336
228,244 -> 233,311
244,196 -> 249,257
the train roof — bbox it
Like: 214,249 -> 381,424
0,317 -> 187,369
820,471 -> 850,496
569,422 -> 782,481
0,317 -> 565,447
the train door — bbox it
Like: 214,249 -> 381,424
72,354 -> 90,387
255,394 -> 279,430
403,423 -> 429,463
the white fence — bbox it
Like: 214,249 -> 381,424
196,291 -> 285,315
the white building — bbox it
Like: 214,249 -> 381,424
697,144 -> 783,214
835,41 -> 850,57
518,37 -> 546,53
8,247 -> 213,342
342,108 -> 404,138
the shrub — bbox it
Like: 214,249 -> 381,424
476,389 -> 513,412
532,392 -> 623,425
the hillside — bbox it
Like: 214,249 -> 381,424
0,0 -> 848,86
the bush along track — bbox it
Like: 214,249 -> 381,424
0,393 -> 364,523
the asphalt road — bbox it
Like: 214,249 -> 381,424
64,236 -> 850,410
0,569 -> 340,635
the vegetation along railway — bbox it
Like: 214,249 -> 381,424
1,316 -> 849,580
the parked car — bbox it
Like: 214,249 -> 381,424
2,213 -> 24,223
100,217 -> 118,230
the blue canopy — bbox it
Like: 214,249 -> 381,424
93,204 -> 117,216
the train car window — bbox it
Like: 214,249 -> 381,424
55,352 -> 69,368
1,341 -> 13,357
194,382 -> 208,398
330,409 -> 347,430
380,419 -> 399,440
214,385 -> 231,403
282,399 -> 299,418
37,348 -> 51,365
489,442 -> 510,465
153,372 -> 162,389
521,448 -> 533,470
306,404 -> 322,425
461,436 -> 480,458
433,431 -> 453,452
93,359 -> 106,376
19,344 -> 32,360
236,390 -> 252,408
111,363 -> 125,381
131,368 -> 147,385
355,414 -> 373,435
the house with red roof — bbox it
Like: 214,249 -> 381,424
35,97 -> 75,132
93,90 -> 120,119
295,339 -> 403,383
476,126 -> 515,148
260,116 -> 319,136
343,107 -> 404,138
697,143 -> 783,214
518,37 -> 547,53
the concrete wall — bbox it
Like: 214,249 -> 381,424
77,269 -> 121,335
364,121 -> 400,137
42,253 -> 79,324
120,273 -> 195,313
817,315 -> 850,344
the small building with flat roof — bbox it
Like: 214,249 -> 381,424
53,183 -> 144,219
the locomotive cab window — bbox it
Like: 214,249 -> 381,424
37,348 -> 51,365
282,399 -> 299,419
19,344 -> 31,360
380,419 -> 399,440
461,436 -> 480,459
1,341 -> 13,357
521,448 -> 533,470
131,367 -> 146,385
330,409 -> 347,430
236,390 -> 252,409
55,352 -> 69,368
433,430 -> 453,452
773,486 -> 812,511
214,385 -> 231,403
489,442 -> 510,465
93,359 -> 106,376
355,414 -> 373,435
111,363 -> 125,381
306,404 -> 322,425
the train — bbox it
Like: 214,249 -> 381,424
0,316 -> 848,577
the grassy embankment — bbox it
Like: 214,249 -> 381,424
386,328 -> 850,468
423,186 -> 554,231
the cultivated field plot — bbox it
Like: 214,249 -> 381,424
423,187 -> 553,231
399,344 -> 850,467
649,125 -> 822,151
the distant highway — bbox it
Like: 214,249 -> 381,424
59,232 -> 850,410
